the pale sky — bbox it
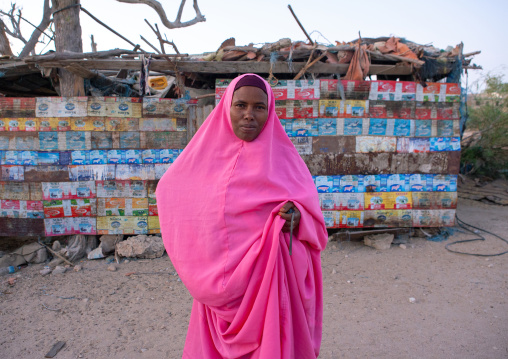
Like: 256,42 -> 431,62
1,0 -> 506,91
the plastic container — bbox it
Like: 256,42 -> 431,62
0,266 -> 17,275
148,76 -> 168,90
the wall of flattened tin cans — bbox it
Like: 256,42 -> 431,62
217,79 -> 460,229
0,97 -> 190,236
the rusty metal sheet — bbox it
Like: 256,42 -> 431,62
301,153 -> 360,176
140,132 -> 187,149
363,209 -> 413,227
24,165 -> 69,182
412,209 -> 455,227
407,153 -> 448,174
29,182 -> 43,200
312,136 -> 355,154
447,151 -> 461,174
91,132 -> 113,149
389,153 -> 409,174
0,218 -> 44,236
105,118 -> 140,131
0,182 -> 30,200
0,98 -> 36,117
353,153 -> 392,174
0,132 -> 40,150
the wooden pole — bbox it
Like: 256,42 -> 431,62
287,4 -> 314,45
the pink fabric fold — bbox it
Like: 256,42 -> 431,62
156,74 -> 328,358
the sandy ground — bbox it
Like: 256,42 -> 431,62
1,197 -> 507,359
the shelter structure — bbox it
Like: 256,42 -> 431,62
0,36 -> 480,237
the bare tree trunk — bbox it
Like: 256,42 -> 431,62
52,0 -> 84,96
0,20 -> 14,56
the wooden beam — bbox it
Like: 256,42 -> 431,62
35,59 -> 422,76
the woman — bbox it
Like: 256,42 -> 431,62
156,74 -> 327,358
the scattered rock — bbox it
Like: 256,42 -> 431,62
52,266 -> 67,275
100,235 -> 123,255
88,247 -> 105,260
332,268 -> 337,274
399,244 -> 407,249
116,235 -> 165,259
409,297 -> 416,303
40,268 -> 52,276
64,235 -> 89,262
364,233 -> 394,250
73,265 -> 82,272
52,241 -> 62,251
48,258 -> 64,267
107,264 -> 117,272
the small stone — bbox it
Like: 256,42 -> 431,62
48,258 -> 64,267
52,240 -> 62,251
83,298 -> 89,303
364,233 -> 394,250
107,264 -> 117,272
332,268 -> 337,274
409,297 -> 416,303
487,264 -> 493,268
345,255 -> 349,258
74,265 -> 82,272
347,280 -> 352,284
52,266 -> 67,275
399,244 -> 407,249
40,268 -> 52,276
140,348 -> 148,353
123,259 -> 130,264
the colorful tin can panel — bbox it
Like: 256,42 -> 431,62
336,193 -> 365,211
148,215 -> 160,234
44,217 -> 97,236
412,192 -> 457,210
96,180 -> 147,198
68,165 -> 116,181
43,198 -> 96,218
356,136 -> 397,153
97,197 -> 149,216
36,97 -> 88,117
0,118 -> 38,132
290,137 -> 313,155
143,98 -> 189,117
97,216 -> 148,235
271,80 -> 320,100
336,210 -> 364,228
105,118 -> 140,132
42,181 -> 96,200
70,117 -> 106,131
87,97 -> 142,118
1,165 -> 24,181
275,100 -> 319,119
0,200 -> 44,218
412,209 -> 456,227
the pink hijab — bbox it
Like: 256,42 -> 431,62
156,73 -> 327,358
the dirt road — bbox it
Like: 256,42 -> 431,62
1,197 -> 507,358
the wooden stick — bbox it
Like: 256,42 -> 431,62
366,50 -> 425,66
463,50 -> 481,57
140,35 -> 162,54
287,5 -> 314,45
39,242 -> 75,267
294,52 -> 326,80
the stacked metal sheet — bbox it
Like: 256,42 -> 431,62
0,97 -> 190,236
217,78 -> 461,228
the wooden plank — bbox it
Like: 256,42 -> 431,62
0,218 -> 45,236
36,60 -> 420,76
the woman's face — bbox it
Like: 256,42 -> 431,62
230,86 -> 268,142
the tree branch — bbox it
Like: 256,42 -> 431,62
18,0 -> 54,57
116,0 -> 205,29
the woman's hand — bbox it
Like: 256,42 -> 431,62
278,201 -> 301,233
